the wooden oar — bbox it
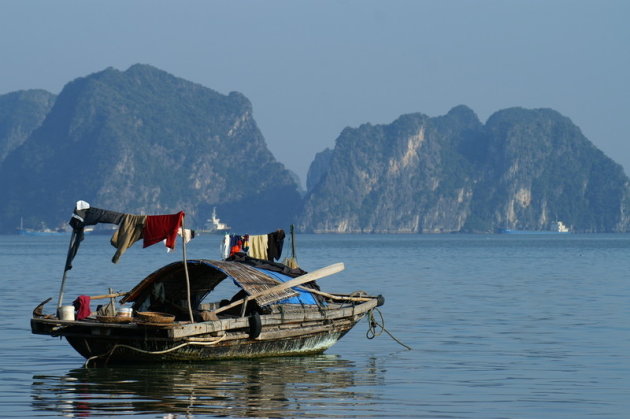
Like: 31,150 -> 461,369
90,292 -> 128,300
211,262 -> 345,316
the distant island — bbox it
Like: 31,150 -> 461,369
0,64 -> 628,234
300,106 -> 630,233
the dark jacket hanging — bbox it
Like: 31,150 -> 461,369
267,229 -> 286,261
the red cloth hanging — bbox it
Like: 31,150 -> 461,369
72,295 -> 92,320
143,211 -> 185,249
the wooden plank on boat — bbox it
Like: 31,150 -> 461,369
168,298 -> 376,339
265,300 -> 377,323
256,324 -> 335,340
168,317 -> 249,338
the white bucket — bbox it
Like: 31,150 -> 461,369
59,305 -> 75,321
117,307 -> 132,318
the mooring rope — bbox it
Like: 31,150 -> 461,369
366,308 -> 412,350
83,334 -> 226,368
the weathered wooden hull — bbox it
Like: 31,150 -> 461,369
31,299 -> 377,364
64,329 -> 349,363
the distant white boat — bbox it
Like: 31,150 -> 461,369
498,220 -> 570,234
556,221 -> 570,233
200,208 -> 230,233
17,228 -> 70,236
16,218 -> 70,236
16,218 -> 92,236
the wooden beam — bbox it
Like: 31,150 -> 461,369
90,292 -> 128,300
210,262 -> 345,316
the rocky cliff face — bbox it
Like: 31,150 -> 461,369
0,89 -> 56,164
300,106 -> 484,232
306,148 -> 333,192
0,65 -> 301,233
2,65 -> 627,234
300,106 -> 630,233
467,108 -> 630,232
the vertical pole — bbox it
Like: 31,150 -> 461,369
290,224 -> 296,260
56,230 -> 77,310
108,287 -> 116,313
181,216 -> 195,323
56,271 -> 69,312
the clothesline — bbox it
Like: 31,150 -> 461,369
221,230 -> 285,262
64,200 -> 192,271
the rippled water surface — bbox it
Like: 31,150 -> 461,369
1,233 -> 630,417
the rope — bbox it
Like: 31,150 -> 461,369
366,308 -> 412,351
83,334 -> 226,368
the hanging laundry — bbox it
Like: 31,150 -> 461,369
166,228 -> 196,253
143,211 -> 185,249
248,234 -> 268,260
221,233 -> 231,259
229,234 -> 240,254
111,214 -> 147,263
71,206 -> 125,229
267,229 -> 286,261
229,234 -> 250,256
63,202 -> 190,267
241,234 -> 250,253
65,201 -> 126,271
178,228 -> 196,244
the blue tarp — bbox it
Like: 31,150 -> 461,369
255,268 -> 319,305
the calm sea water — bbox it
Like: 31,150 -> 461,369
1,233 -> 629,418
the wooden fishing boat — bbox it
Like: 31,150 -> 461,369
31,258 -> 384,365
30,203 -> 384,365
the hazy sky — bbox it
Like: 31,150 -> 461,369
1,1 -> 628,187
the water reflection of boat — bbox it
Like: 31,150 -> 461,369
31,356 -> 383,417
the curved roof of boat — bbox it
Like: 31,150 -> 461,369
121,259 -> 299,307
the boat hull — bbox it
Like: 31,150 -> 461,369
64,330 -> 349,363
31,300 -> 377,364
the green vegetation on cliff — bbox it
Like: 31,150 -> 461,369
0,89 -> 56,164
1,65 -> 626,234
301,106 -> 630,233
0,65 -> 301,233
